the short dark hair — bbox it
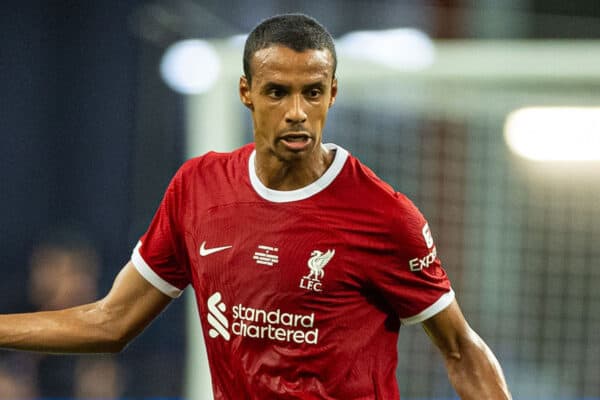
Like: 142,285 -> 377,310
243,13 -> 337,85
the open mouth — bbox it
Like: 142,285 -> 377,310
280,133 -> 312,150
282,133 -> 310,142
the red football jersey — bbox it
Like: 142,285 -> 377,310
131,143 -> 454,399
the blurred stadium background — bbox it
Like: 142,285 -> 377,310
1,1 -> 599,399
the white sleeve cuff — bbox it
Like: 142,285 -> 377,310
131,241 -> 184,298
400,289 -> 455,326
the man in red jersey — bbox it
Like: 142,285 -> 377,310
0,13 -> 511,399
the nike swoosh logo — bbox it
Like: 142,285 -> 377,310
200,241 -> 233,256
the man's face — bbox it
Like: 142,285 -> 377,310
239,45 -> 337,162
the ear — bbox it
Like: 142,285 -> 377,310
328,77 -> 338,108
239,76 -> 253,110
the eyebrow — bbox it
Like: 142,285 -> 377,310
261,81 -> 327,92
261,82 -> 288,92
304,81 -> 326,90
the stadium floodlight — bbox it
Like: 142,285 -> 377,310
160,39 -> 221,95
336,28 -> 435,70
504,107 -> 600,161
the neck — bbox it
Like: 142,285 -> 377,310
254,144 -> 335,191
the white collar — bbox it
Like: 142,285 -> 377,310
248,143 -> 349,203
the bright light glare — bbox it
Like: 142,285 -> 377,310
160,39 -> 220,95
504,107 -> 600,161
228,34 -> 248,48
336,28 -> 435,70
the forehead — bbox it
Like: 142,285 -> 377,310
249,45 -> 334,85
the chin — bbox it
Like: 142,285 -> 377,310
275,150 -> 307,163
277,144 -> 316,162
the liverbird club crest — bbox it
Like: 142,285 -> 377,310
299,249 -> 335,292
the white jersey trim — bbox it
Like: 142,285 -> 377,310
248,143 -> 349,203
131,241 -> 183,298
400,289 -> 455,326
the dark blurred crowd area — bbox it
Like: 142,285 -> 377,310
0,1 -> 184,397
0,227 -> 124,398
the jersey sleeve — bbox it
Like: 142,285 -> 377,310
130,169 -> 190,298
369,193 -> 454,325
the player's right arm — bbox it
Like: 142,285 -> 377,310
0,261 -> 171,353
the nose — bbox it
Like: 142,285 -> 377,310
285,94 -> 307,124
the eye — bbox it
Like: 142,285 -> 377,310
267,88 -> 285,99
306,88 -> 322,99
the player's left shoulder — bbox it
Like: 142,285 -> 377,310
342,154 -> 397,197
353,159 -> 419,209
